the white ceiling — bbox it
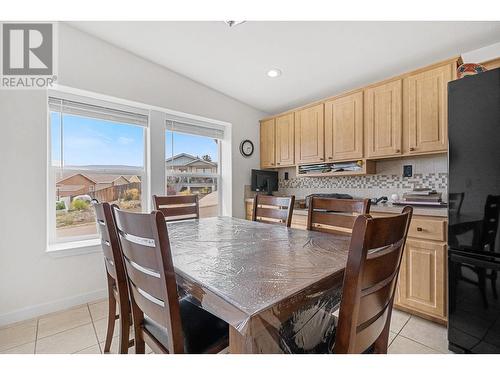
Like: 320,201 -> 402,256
69,21 -> 500,114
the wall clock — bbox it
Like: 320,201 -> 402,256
239,140 -> 254,157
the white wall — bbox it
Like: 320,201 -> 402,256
0,23 -> 266,324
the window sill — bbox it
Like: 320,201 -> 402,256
47,239 -> 102,258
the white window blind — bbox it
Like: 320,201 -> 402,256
166,119 -> 224,140
49,97 -> 148,127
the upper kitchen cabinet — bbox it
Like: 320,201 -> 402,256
325,91 -> 364,161
294,104 -> 325,164
403,62 -> 455,155
364,79 -> 402,158
260,118 -> 276,168
275,113 -> 295,167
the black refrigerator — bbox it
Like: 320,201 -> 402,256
448,68 -> 500,353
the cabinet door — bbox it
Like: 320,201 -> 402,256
294,104 -> 324,164
325,92 -> 364,161
365,80 -> 402,158
275,113 -> 295,167
260,119 -> 275,168
398,239 -> 446,319
404,64 -> 452,154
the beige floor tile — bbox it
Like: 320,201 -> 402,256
388,336 -> 440,354
36,323 -> 98,354
93,318 -> 118,343
37,305 -> 91,339
390,309 -> 411,333
74,344 -> 101,354
399,316 -> 448,353
388,331 -> 397,346
0,319 -> 37,352
0,341 -> 36,354
89,300 -> 110,321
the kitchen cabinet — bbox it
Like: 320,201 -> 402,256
294,104 -> 324,164
247,200 -> 449,324
403,63 -> 453,154
325,91 -> 364,161
260,118 -> 275,168
397,239 -> 447,321
364,79 -> 402,158
275,113 -> 295,167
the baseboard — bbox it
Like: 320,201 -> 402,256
0,289 -> 107,327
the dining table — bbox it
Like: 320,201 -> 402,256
166,216 -> 352,354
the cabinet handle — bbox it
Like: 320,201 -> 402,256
416,227 -> 423,232
277,162 -> 280,165
410,147 -> 416,151
320,158 -> 324,161
396,149 -> 401,153
328,157 -> 333,160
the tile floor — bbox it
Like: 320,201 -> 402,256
0,300 -> 450,354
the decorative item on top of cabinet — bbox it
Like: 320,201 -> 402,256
260,118 -> 275,168
403,62 -> 454,155
364,79 -> 402,158
275,113 -> 295,167
294,104 -> 324,164
324,91 -> 364,161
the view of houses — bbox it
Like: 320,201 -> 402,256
55,153 -> 219,238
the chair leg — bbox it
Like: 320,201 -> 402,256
478,269 -> 488,308
491,271 -> 498,299
103,293 -> 117,354
118,303 -> 130,354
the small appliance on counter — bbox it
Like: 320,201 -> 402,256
393,188 -> 447,207
251,169 -> 278,195
304,193 -> 352,208
370,196 -> 388,205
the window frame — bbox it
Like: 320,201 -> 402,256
47,92 -> 150,248
165,123 -> 223,217
46,85 -> 232,255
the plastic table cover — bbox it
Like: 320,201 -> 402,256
167,217 -> 351,353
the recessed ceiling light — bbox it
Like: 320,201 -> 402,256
267,69 -> 282,78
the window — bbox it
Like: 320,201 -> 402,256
165,119 -> 223,218
48,97 -> 147,244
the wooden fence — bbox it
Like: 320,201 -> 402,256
89,182 -> 141,203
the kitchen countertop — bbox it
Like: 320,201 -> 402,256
245,198 -> 448,218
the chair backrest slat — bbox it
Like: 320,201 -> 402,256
113,207 -> 185,354
307,197 -> 370,233
252,194 -> 295,227
93,202 -> 129,307
334,206 -> 413,354
153,194 -> 200,222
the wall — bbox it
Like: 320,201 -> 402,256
276,154 -> 448,201
0,23 -> 266,325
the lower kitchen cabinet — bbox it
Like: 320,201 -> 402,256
396,239 -> 447,323
244,199 -> 448,324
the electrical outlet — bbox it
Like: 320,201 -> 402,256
403,165 -> 413,177
284,172 -> 289,181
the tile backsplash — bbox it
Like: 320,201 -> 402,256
276,154 -> 448,201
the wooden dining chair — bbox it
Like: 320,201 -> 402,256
307,197 -> 371,233
333,206 -> 413,353
279,207 -> 412,354
152,194 -> 200,222
93,202 -> 134,354
112,207 -> 229,354
252,194 -> 295,227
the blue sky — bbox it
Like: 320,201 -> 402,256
50,113 -> 218,167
